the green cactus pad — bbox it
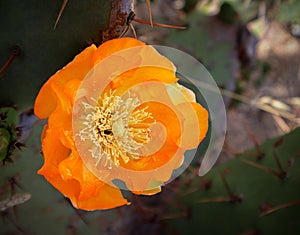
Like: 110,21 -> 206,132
0,0 -> 111,111
164,127 -> 300,235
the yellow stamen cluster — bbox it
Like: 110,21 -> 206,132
78,91 -> 154,169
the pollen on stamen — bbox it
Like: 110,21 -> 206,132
77,90 -> 155,169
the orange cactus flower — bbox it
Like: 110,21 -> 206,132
34,38 -> 208,211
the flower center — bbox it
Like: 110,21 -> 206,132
78,91 -> 154,169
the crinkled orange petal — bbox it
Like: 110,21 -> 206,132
117,169 -> 158,193
176,102 -> 208,149
44,177 -> 80,207
122,101 -> 180,171
111,67 -> 178,95
40,87 -> 128,210
58,150 -> 128,210
38,126 -> 70,177
110,43 -> 177,94
38,81 -> 73,172
92,37 -> 145,64
63,79 -> 83,105
38,123 -> 80,205
34,45 -> 97,119
132,186 -> 162,196
118,82 -> 188,173
122,138 -> 177,171
165,83 -> 208,149
58,150 -> 103,200
40,136 -> 128,211
127,148 -> 185,193
137,45 -> 176,73
126,82 -> 182,145
37,81 -> 81,203
42,82 -> 73,158
76,183 -> 129,211
167,83 -> 196,104
130,81 -> 175,104
152,148 -> 185,182
92,38 -> 177,95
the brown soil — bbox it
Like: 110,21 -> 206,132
226,21 -> 300,154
